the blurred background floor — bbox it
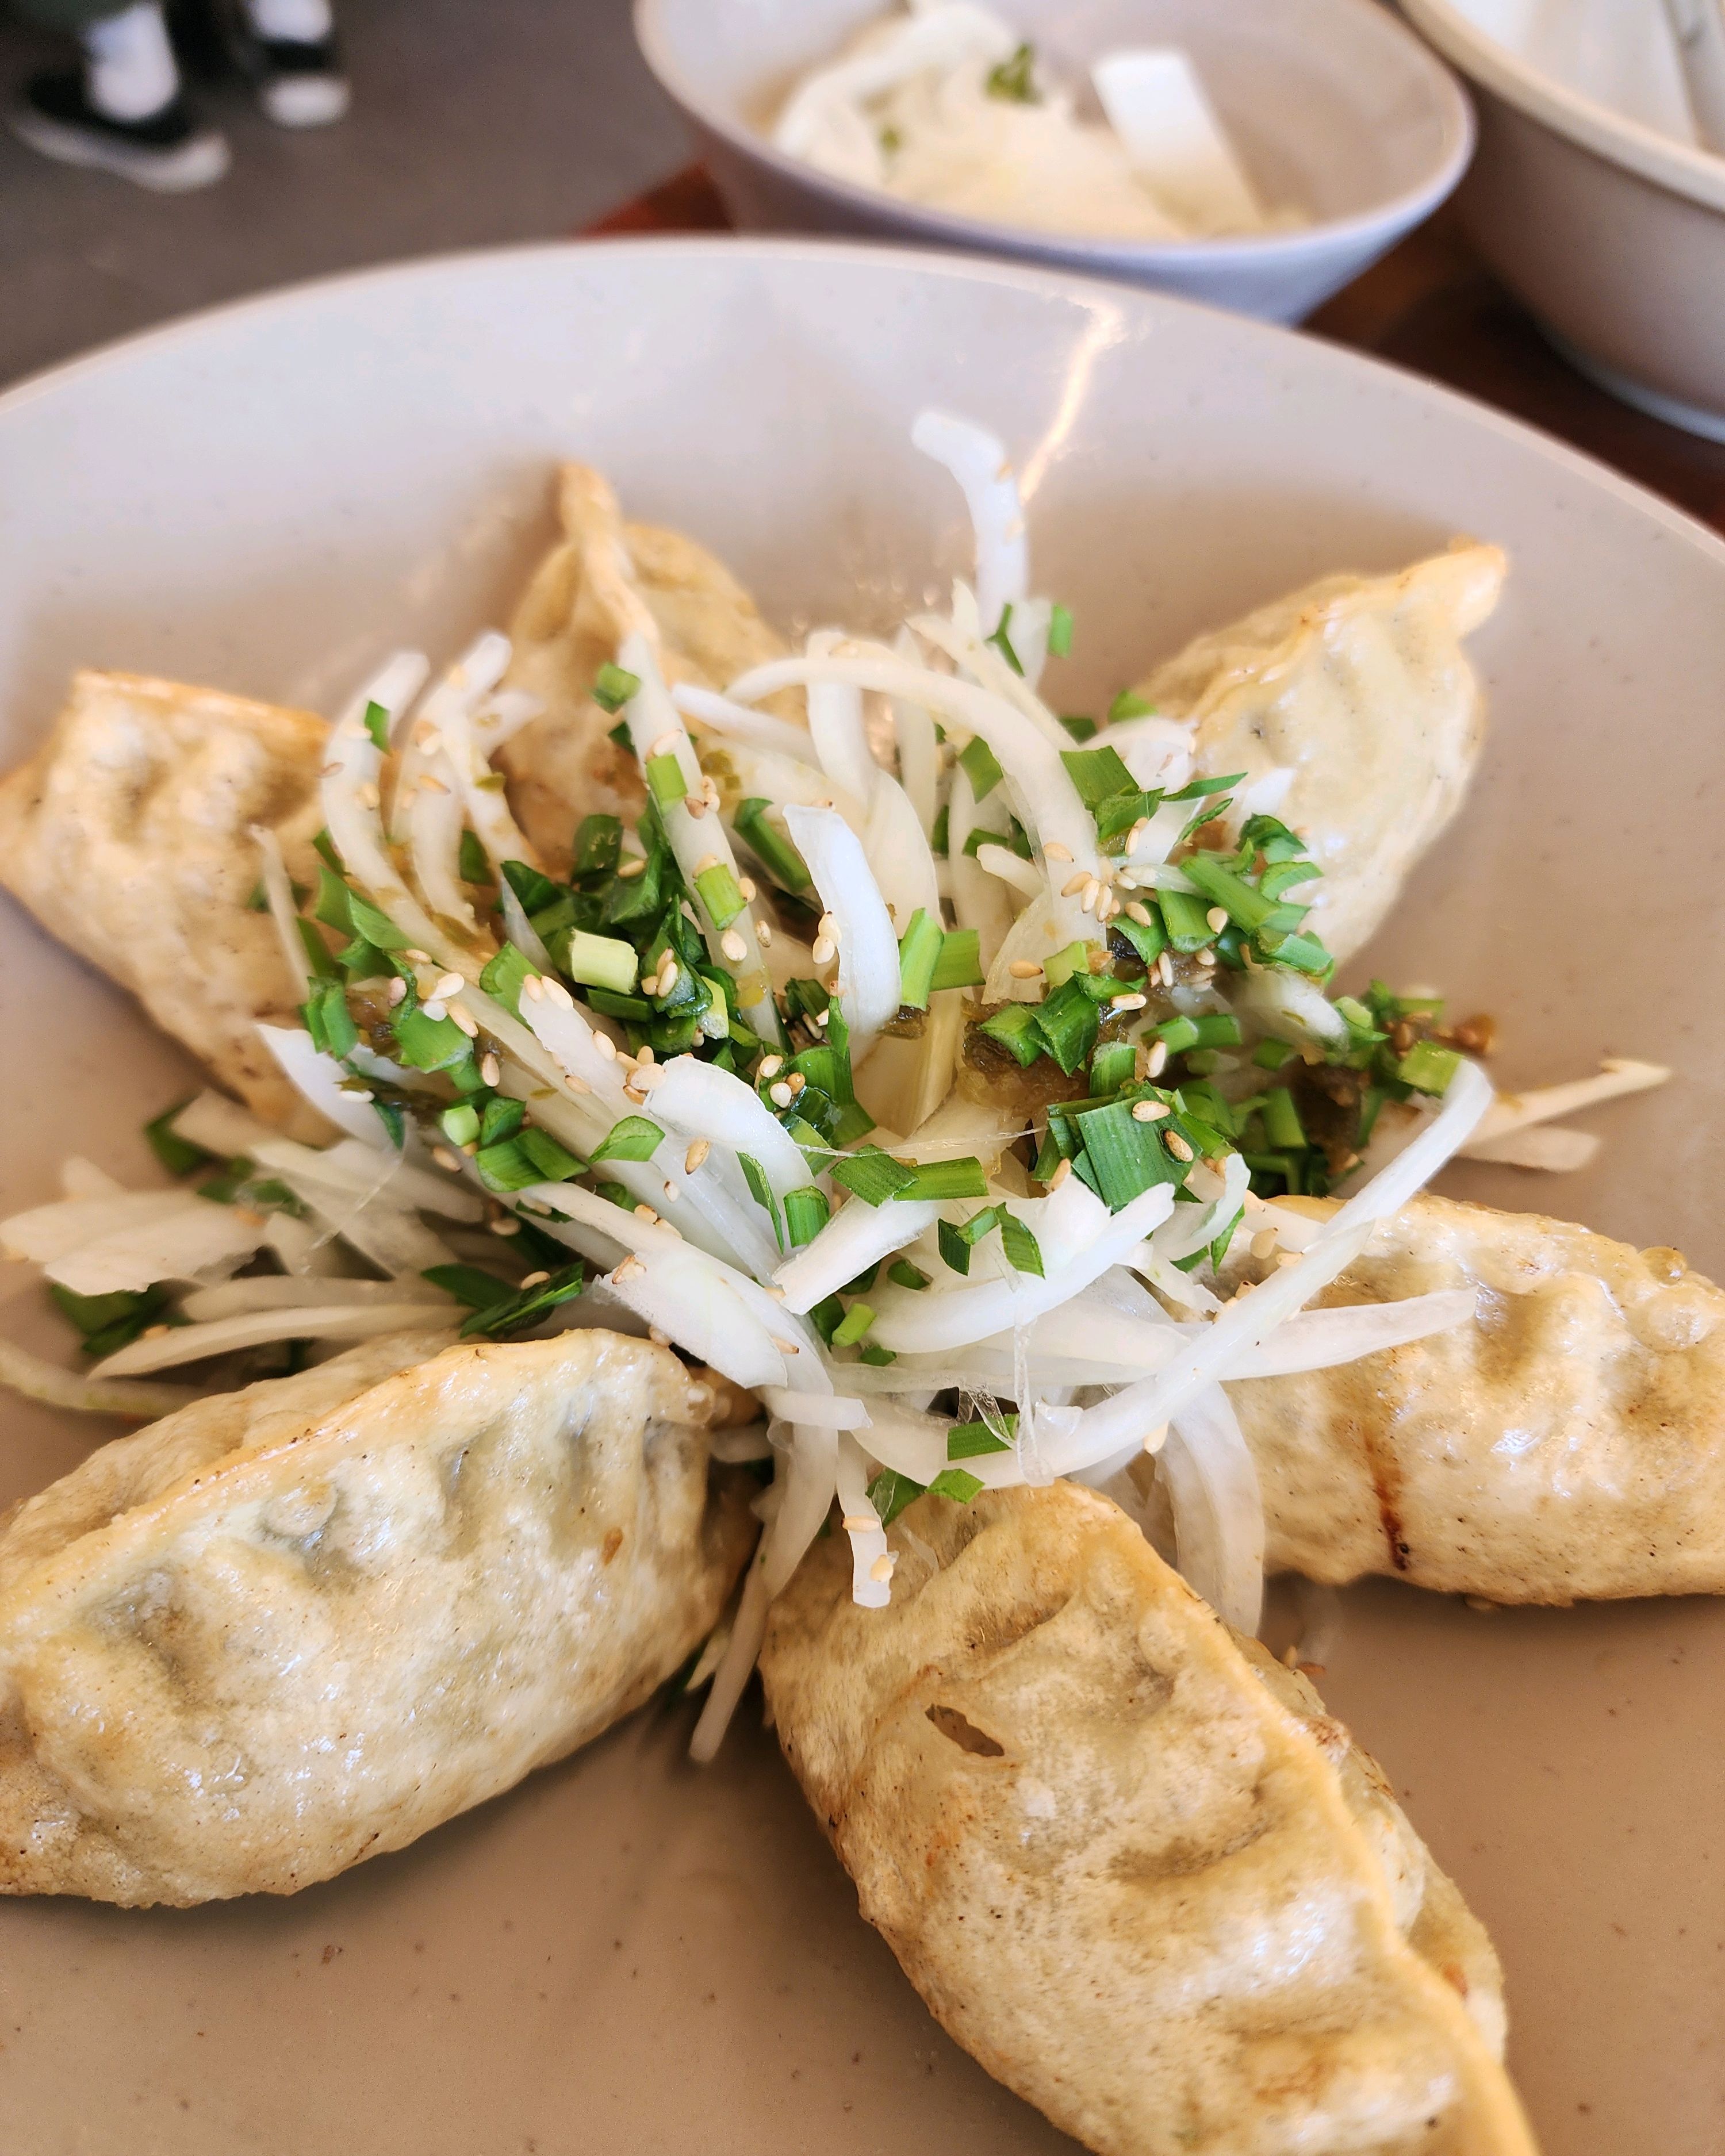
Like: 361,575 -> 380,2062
0,0 -> 685,385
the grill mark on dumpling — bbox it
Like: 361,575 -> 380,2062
1106,1801 -> 1274,1886
1355,1409 -> 1412,1573
926,1704 -> 1005,1757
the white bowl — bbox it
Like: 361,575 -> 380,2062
634,0 -> 1474,322
3,240 -> 1725,2154
1402,0 -> 1725,438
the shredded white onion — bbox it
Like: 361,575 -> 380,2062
783,803 -> 902,1060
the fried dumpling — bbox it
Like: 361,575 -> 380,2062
0,1328 -> 756,1906
1137,544 -> 1505,963
1221,1192 -> 1725,1603
0,669 -> 330,1139
762,1482 -> 1533,2156
498,464 -> 788,871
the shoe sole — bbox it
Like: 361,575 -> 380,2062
7,105 -> 230,191
258,74 -> 350,127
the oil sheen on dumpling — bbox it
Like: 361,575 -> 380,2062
497,464 -> 788,872
0,670 -> 332,1138
762,1483 -> 1534,2156
1136,544 -> 1506,964
0,1328 -> 756,1907
1222,1192 -> 1725,1602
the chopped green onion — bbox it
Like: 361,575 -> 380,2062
694,862 -> 746,930
391,1004 -> 470,1073
1030,977 -> 1099,1075
957,735 -> 1004,802
518,1129 -> 585,1183
458,1261 -> 585,1340
830,1148 -> 919,1206
927,1467 -> 984,1503
363,699 -> 391,754
480,1097 -> 524,1146
1397,1040 -> 1462,1095
929,929 -> 984,993
998,1212 -> 1044,1276
896,1156 -> 989,1202
1164,772 -> 1245,801
1179,854 -> 1285,937
1260,1088 -> 1308,1150
736,1153 -> 784,1248
1156,1015 -> 1201,1055
1048,604 -> 1073,658
478,939 -> 535,1017
784,1186 -> 831,1247
572,815 -> 623,881
1060,745 -> 1136,809
440,1103 -> 480,1149
984,602 -> 1024,677
831,1302 -> 876,1348
1156,888 -> 1216,954
1259,928 -> 1332,977
1107,688 -> 1155,722
562,929 -> 639,996
1254,1037 -> 1296,1072
592,662 -> 641,713
859,1342 -> 897,1365
948,1415 -> 1015,1459
1090,1040 -> 1136,1094
978,1004 -> 1042,1068
458,830 -> 492,884
645,753 -> 685,809
1075,1098 -> 1184,1210
421,1263 -> 515,1310
930,802 -> 950,856
867,1467 -> 925,1527
587,1115 -> 662,1165
143,1101 -> 213,1176
887,1259 -> 929,1290
1357,1084 -> 1388,1146
896,908 -> 944,1011
734,797 -> 811,892
937,1219 -> 971,1275
474,1140 -> 544,1192
983,38 -> 1034,100
297,917 -> 338,981
1110,910 -> 1166,970
302,979 -> 359,1060
1059,713 -> 1097,743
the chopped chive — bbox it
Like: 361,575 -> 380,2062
1030,976 -> 1099,1075
297,916 -> 338,981
593,1179 -> 635,1209
830,1147 -> 919,1205
948,1415 -> 1015,1459
1075,1098 -> 1183,1210
1260,859 -> 1318,900
421,1263 -> 515,1310
478,939 -> 535,1018
1048,604 -> 1073,658
592,662 -> 641,713
588,1115 -> 663,1165
1110,908 -> 1166,970
1253,1037 -> 1296,1072
440,1103 -> 481,1149
831,1302 -> 876,1348
896,1156 -> 989,1201
607,719 -> 630,750
955,1203 -> 1004,1247
930,802 -> 950,856
694,862 -> 747,930
1156,1015 -> 1200,1055
984,602 -> 1024,677
562,929 -> 639,996
1357,1084 -> 1387,1146
998,1212 -> 1044,1276
1107,688 -> 1155,722
143,1101 -> 214,1176
867,1467 -> 926,1526
783,1186 -> 830,1247
984,37 -> 1035,99
518,1129 -> 585,1183
572,814 -> 623,881
1060,745 -> 1136,808
1059,713 -> 1097,743
738,1153 -> 785,1249
458,830 -> 493,884
927,1467 -> 984,1503
1041,941 -> 1092,989
1258,927 -> 1332,977
474,1139 -> 544,1192
887,1259 -> 929,1290
480,1096 -> 524,1146
978,1004 -> 1042,1068
1179,854 -> 1284,936
302,979 -> 359,1060
841,1263 -> 879,1296
363,699 -> 391,754
937,1218 -> 971,1275
390,1004 -> 470,1073
645,752 -> 686,809
1397,1040 -> 1462,1095
458,1260 -> 585,1340
897,908 -> 944,1011
1164,772 -> 1245,801
1260,1088 -> 1308,1150
1156,888 -> 1216,954
957,735 -> 1004,802
859,1342 -> 897,1365
1090,1040 -> 1136,1095
929,928 -> 984,993
734,797 -> 811,892
501,858 -> 562,916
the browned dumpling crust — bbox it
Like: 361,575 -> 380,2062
1137,544 -> 1505,964
0,669 -> 331,1138
1227,1192 -> 1725,1602
762,1483 -> 1535,2156
0,1329 -> 756,1907
497,463 -> 788,872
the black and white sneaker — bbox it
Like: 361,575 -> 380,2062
225,21 -> 348,127
7,68 -> 229,190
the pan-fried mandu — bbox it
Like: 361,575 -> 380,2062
762,1482 -> 1534,2156
0,669 -> 331,1140
0,1328 -> 756,1907
498,464 -> 789,872
1224,1192 -> 1725,1603
1137,544 -> 1506,964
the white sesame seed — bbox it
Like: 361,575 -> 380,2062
623,1086 -> 645,1104
432,1145 -> 463,1171
1080,878 -> 1101,914
685,1137 -> 711,1173
617,856 -> 647,879
869,1552 -> 896,1585
320,761 -> 340,778
1060,871 -> 1089,897
632,1063 -> 664,1090
595,1034 -> 617,1060
1048,1157 -> 1073,1190
1147,1040 -> 1168,1077
561,1073 -> 588,1095
762,1282 -> 785,1300
684,795 -> 708,818
613,1255 -> 645,1283
480,1053 -> 500,1086
1276,1249 -> 1304,1269
1205,907 -> 1229,934
720,929 -> 747,963
1251,1229 -> 1279,1260
519,1270 -> 550,1290
811,936 -> 835,966
758,1054 -> 783,1078
414,722 -> 442,754
522,975 -> 545,1002
386,977 -> 408,1007
358,781 -> 379,810
817,912 -> 836,938
423,999 -> 447,1023
449,1006 -> 479,1038
544,977 -> 574,1010
658,958 -> 679,997
650,731 -> 680,759
1127,819 -> 1149,850
1125,901 -> 1153,927
756,920 -> 773,947
432,971 -> 465,1002
1131,1099 -> 1167,1123
420,774 -> 450,796
636,1043 -> 655,1065
491,1216 -> 520,1237
1164,1131 -> 1194,1161
770,1337 -> 802,1357
787,1072 -> 806,1094
693,854 -> 721,876
1008,960 -> 1042,979
1044,841 -> 1072,862
1110,992 -> 1147,1012
659,1179 -> 681,1206
738,875 -> 757,901
769,1081 -> 794,1107
634,1203 -> 658,1223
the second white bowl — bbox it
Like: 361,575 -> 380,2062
635,0 -> 1474,323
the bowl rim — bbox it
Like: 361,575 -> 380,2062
633,0 -> 1476,268
1401,0 -> 1725,214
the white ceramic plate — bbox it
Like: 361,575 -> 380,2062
1,239 -> 1723,2155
